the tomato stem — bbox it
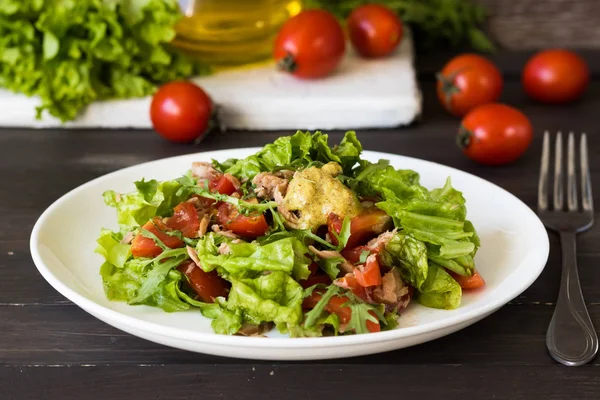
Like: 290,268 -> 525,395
457,125 -> 473,149
277,52 -> 297,73
436,71 -> 461,111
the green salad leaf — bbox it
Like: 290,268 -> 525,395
379,232 -> 429,290
224,271 -> 304,332
0,0 -> 208,122
195,233 -> 311,280
215,131 -> 363,180
103,179 -> 190,230
416,263 -> 462,310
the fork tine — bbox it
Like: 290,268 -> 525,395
581,133 -> 593,211
567,132 -> 578,211
538,131 -> 550,211
553,132 -> 564,210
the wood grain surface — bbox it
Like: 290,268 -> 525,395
478,0 -> 600,50
1,54 -> 600,399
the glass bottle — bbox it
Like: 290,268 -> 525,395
172,0 -> 302,67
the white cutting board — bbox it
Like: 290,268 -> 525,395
0,31 -> 421,130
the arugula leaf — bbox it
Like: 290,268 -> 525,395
333,216 -> 352,251
129,248 -> 188,305
180,181 -> 277,215
312,254 -> 342,281
303,284 -> 341,329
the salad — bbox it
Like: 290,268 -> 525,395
96,131 -> 484,337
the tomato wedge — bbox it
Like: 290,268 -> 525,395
335,275 -> 367,300
354,255 -> 382,287
131,218 -> 184,258
449,269 -> 485,290
166,202 -> 199,238
216,203 -> 269,238
210,174 -> 237,195
177,261 -> 230,303
303,291 -> 380,333
328,208 -> 392,250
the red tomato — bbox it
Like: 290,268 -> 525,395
458,103 -> 533,166
210,175 -> 237,195
437,54 -> 503,117
166,202 -> 199,238
328,208 -> 392,250
150,81 -> 214,143
131,218 -> 184,258
177,261 -> 230,303
216,203 -> 269,238
347,4 -> 403,58
354,255 -> 382,287
522,49 -> 589,104
335,275 -> 367,300
303,291 -> 380,333
448,269 -> 485,290
273,10 -> 345,79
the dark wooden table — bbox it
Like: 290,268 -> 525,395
2,52 -> 599,400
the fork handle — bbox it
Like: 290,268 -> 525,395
546,231 -> 598,366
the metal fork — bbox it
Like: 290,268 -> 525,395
538,131 -> 598,366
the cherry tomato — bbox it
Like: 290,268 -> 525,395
273,10 -> 345,79
216,203 -> 269,238
150,81 -> 214,143
328,208 -> 392,250
166,202 -> 199,238
448,269 -> 485,290
177,261 -> 230,303
522,49 -> 589,104
131,218 -> 183,258
437,54 -> 503,117
347,4 -> 403,58
458,103 -> 533,166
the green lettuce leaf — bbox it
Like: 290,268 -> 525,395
224,271 -> 304,331
0,0 -> 208,122
195,233 -> 311,280
95,229 -> 130,269
215,131 -> 363,180
103,179 -> 190,229
417,263 -> 462,310
379,232 -> 429,290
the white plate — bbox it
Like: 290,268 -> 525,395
30,148 -> 550,360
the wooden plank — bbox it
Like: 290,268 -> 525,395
1,364 -> 599,400
1,304 -> 598,366
478,0 -> 600,50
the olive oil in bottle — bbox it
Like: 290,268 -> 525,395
172,0 -> 302,67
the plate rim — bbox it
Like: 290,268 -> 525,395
30,147 -> 550,349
